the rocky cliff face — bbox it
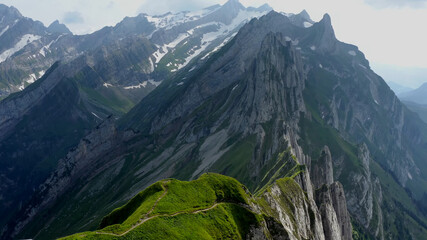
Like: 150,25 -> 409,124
3,12 -> 355,239
2,3 -> 427,240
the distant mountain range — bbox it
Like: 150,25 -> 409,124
387,81 -> 413,95
1,1 -> 427,239
400,82 -> 427,104
397,82 -> 427,124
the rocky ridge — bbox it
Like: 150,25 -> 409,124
1,2 -> 427,240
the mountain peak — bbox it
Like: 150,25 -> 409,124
222,0 -> 245,11
257,3 -> 273,12
0,4 -> 23,19
321,13 -> 332,25
318,13 -> 335,37
298,9 -> 311,21
47,20 -> 72,35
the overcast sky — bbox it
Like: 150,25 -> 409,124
1,0 -> 427,87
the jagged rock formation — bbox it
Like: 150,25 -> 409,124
1,1 -> 427,239
311,146 -> 334,188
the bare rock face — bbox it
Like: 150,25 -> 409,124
261,177 -> 326,240
311,146 -> 334,188
316,185 -> 342,240
330,182 -> 353,240
345,144 -> 384,239
315,182 -> 352,240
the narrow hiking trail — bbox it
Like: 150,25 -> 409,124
93,179 -> 242,237
94,180 -> 170,237
95,202 -> 224,237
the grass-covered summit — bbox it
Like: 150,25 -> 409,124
60,172 -> 325,239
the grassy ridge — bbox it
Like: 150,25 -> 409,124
60,173 -> 312,239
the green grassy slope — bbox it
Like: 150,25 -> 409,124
59,173 -> 314,240
59,174 -> 260,239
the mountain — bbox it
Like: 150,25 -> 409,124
60,173 -> 352,240
0,0 -> 276,237
0,4 -> 73,98
0,2 -> 272,99
0,35 -> 159,230
386,81 -> 413,95
400,82 -> 427,104
2,6 -> 427,240
47,20 -> 72,35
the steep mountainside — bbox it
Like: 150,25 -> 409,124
61,173 -> 352,240
0,35 -> 156,230
2,2 -> 427,240
0,0 -> 276,234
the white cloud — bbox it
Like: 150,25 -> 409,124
62,11 -> 84,24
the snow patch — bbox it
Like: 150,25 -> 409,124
91,112 -> 102,120
189,66 -> 196,72
374,100 -> 379,105
0,34 -> 41,63
281,12 -> 294,18
39,47 -> 46,57
103,83 -> 113,88
303,22 -> 313,28
15,82 -> 25,91
27,74 -> 36,83
24,70 -> 45,85
124,82 -> 148,89
177,82 -> 184,86
152,33 -> 189,64
348,50 -> 356,56
310,45 -> 316,51
39,38 -> 57,57
232,84 -> 239,91
146,7 -> 219,30
0,25 -> 9,37
198,9 -> 267,62
319,64 -> 323,68
148,57 -> 155,73
151,8 -> 268,70
408,172 -> 413,180
359,64 -> 367,69
200,34 -> 233,60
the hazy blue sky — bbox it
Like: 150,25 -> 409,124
1,0 -> 426,87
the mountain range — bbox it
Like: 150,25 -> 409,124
1,0 -> 427,239
387,82 -> 427,124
